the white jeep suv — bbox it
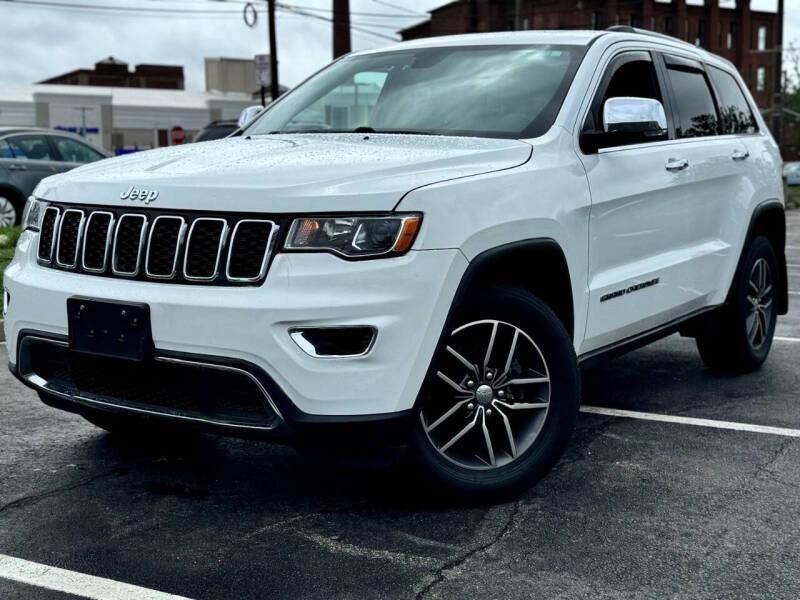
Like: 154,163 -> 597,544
4,28 -> 787,496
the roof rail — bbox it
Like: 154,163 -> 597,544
605,25 -> 699,50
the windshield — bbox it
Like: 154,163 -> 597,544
245,44 -> 585,139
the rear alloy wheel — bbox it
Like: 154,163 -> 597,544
696,235 -> 778,373
411,286 -> 579,498
0,196 -> 17,228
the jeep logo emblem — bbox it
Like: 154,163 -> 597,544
120,186 -> 159,204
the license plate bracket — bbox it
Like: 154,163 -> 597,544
67,297 -> 153,361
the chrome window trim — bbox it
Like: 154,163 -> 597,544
37,206 -> 61,263
182,217 -> 229,282
225,219 -> 279,283
112,213 -> 148,277
80,211 -> 115,273
54,208 -> 86,268
145,215 -> 187,280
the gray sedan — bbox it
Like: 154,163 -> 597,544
0,127 -> 108,227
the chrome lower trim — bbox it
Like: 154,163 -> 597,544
289,326 -> 377,359
154,355 -> 285,422
18,335 -> 283,432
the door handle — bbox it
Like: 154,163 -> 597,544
7,164 -> 27,171
731,149 -> 750,161
665,158 -> 689,172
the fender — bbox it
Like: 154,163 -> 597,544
412,238 -> 574,408
727,200 -> 788,315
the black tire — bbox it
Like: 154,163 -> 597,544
410,285 -> 579,499
0,189 -> 24,227
696,235 -> 778,373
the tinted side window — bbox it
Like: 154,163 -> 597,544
52,137 -> 104,163
6,135 -> 54,161
707,66 -> 758,135
666,67 -> 718,138
583,55 -> 665,147
0,140 -> 13,159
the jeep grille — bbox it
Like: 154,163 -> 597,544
37,204 -> 281,286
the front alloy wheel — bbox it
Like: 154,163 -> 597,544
421,320 -> 551,470
412,285 -> 579,498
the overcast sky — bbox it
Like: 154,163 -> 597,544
1,0 -> 796,92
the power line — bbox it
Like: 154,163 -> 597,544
277,4 -> 400,41
371,0 -> 427,17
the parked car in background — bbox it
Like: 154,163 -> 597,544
0,128 -> 108,227
783,162 -> 800,186
193,120 -> 239,143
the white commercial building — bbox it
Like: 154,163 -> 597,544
0,84 -> 254,153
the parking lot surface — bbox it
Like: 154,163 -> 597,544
1,211 -> 799,600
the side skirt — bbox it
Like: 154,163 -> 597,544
577,305 -> 719,368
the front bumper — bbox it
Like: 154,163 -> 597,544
4,230 -> 467,423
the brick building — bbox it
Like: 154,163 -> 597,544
400,1 -> 780,108
39,57 -> 184,90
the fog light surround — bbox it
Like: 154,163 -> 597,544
290,326 -> 376,358
2,289 -> 8,318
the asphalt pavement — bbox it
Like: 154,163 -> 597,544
1,210 -> 799,600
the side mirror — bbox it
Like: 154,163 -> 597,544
581,97 -> 668,153
237,105 -> 263,129
603,97 -> 667,134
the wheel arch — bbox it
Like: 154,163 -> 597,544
457,239 -> 575,339
413,238 -> 575,409
731,200 -> 788,315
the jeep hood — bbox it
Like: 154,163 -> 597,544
36,133 -> 532,213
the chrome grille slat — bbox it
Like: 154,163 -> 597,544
145,216 -> 186,280
226,219 -> 279,283
55,209 -> 85,269
183,218 -> 228,282
39,205 -> 280,286
37,206 -> 60,263
112,214 -> 148,277
81,211 -> 114,273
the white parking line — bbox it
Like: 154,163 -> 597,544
0,554 -> 194,600
775,336 -> 800,343
580,406 -> 800,438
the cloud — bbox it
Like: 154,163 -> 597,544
0,0 -> 439,91
0,0 -> 794,92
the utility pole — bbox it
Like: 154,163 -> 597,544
333,0 -> 351,58
268,0 -> 280,101
771,0 -> 784,149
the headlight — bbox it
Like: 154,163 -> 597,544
21,197 -> 47,232
284,214 -> 421,258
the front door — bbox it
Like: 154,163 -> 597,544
579,50 -> 745,353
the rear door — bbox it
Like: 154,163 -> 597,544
4,134 -> 62,197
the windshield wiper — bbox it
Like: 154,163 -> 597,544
261,127 -> 438,136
